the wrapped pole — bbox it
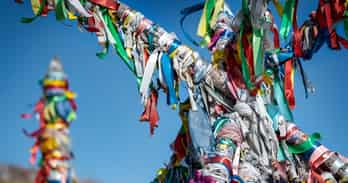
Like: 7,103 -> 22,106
22,58 -> 78,183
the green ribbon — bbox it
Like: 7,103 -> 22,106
21,0 -> 47,23
265,48 -> 281,55
266,104 -> 280,130
277,144 -> 288,161
212,117 -> 230,137
279,0 -> 295,39
99,8 -> 142,86
242,0 -> 263,78
218,137 -> 237,149
147,26 -> 155,52
252,28 -> 263,77
52,95 -> 66,102
239,1 -> 254,89
205,0 -> 215,31
55,0 -> 68,21
101,9 -> 135,73
242,0 -> 249,15
239,24 -> 254,90
67,111 -> 77,122
45,96 -> 66,122
38,157 -> 44,166
272,70 -> 293,121
344,10 -> 348,40
287,133 -> 321,154
200,0 -> 215,46
96,41 -> 110,59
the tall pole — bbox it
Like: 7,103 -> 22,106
23,58 -> 78,183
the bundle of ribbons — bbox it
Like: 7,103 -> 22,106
17,0 -> 348,182
22,58 -> 78,183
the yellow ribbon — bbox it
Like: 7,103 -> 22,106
43,79 -> 67,87
65,90 -> 76,99
212,49 -> 226,68
68,11 -> 77,20
169,47 -> 180,59
123,11 -> 136,27
197,1 -> 209,38
31,0 -> 41,15
236,37 -> 242,64
197,0 -> 224,46
209,0 -> 224,28
44,102 -> 57,122
156,168 -> 168,181
272,0 -> 284,16
46,121 -> 67,129
49,150 -> 63,159
41,138 -> 58,152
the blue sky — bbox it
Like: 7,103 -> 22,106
1,1 -> 348,183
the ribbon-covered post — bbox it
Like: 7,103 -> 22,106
22,58 -> 78,183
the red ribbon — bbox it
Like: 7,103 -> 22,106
23,128 -> 44,138
225,45 -> 246,89
268,9 -> 280,49
35,99 -> 45,112
293,29 -> 303,57
89,0 -> 119,10
316,0 -> 348,50
323,1 -> 338,49
35,99 -> 47,127
284,59 -> 295,109
44,85 -> 68,91
338,35 -> 348,48
242,32 -> 255,82
30,140 -> 40,165
69,99 -> 78,111
84,17 -> 100,32
271,25 -> 280,49
292,0 -> 304,57
42,1 -> 49,16
307,145 -> 333,183
205,156 -> 233,175
171,131 -> 188,162
139,90 -> 159,135
35,165 -> 49,183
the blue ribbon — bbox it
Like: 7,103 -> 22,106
167,39 -> 181,55
188,106 -> 213,152
160,53 -> 178,106
230,175 -> 245,183
277,52 -> 294,63
301,141 -> 322,161
48,181 -> 61,183
56,100 -> 73,122
45,88 -> 66,96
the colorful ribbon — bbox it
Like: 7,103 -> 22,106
160,53 -> 178,106
280,0 -> 296,39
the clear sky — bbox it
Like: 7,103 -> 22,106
1,1 -> 348,183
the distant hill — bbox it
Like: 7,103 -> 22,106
0,164 -> 100,183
